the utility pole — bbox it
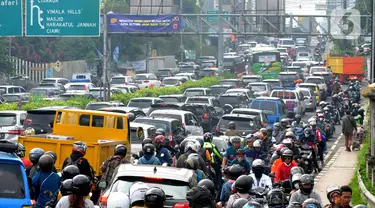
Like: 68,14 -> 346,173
371,0 -> 375,84
218,0 -> 224,71
8,37 -> 12,56
103,11 -> 108,101
180,0 -> 184,62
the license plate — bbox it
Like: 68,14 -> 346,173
0,133 -> 5,139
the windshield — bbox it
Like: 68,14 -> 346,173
213,139 -> 227,151
201,62 -> 215,67
0,163 -> 25,199
0,114 -> 17,126
242,77 -> 259,84
299,86 -> 316,92
3,95 -> 21,102
218,96 -> 241,107
199,70 -> 217,76
263,81 -> 280,88
128,99 -> 153,108
310,67 -> 326,73
306,78 -> 323,84
279,74 -> 298,81
299,53 -> 309,57
219,117 -> 256,131
250,100 -> 277,114
180,66 -> 194,73
110,77 -> 126,84
160,97 -> 180,103
86,103 -> 110,110
184,90 -> 205,97
292,63 -> 307,68
135,75 -> 148,80
300,90 -> 311,96
210,87 -> 230,95
163,79 -> 179,85
41,79 -> 56,84
30,88 -> 48,96
0,87 -> 6,94
68,85 -> 86,90
286,68 -> 302,73
271,91 -> 296,99
238,45 -> 250,51
277,48 -> 287,52
282,40 -> 294,45
223,58 -> 234,66
186,98 -> 209,104
111,177 -> 190,200
158,70 -> 171,75
249,85 -> 266,91
151,113 -> 182,123
219,81 -> 237,86
39,83 -> 55,87
133,119 -> 171,133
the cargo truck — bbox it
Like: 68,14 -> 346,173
326,56 -> 365,82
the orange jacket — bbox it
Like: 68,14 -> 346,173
271,158 -> 282,174
274,161 -> 297,183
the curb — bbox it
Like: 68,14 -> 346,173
357,169 -> 375,207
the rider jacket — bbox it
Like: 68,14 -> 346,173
225,129 -> 242,137
289,189 -> 323,206
249,173 -> 272,189
299,134 -> 316,146
274,161 -> 297,183
291,121 -> 305,129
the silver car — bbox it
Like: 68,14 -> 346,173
0,111 -> 27,143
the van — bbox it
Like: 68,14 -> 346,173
249,97 -> 288,126
277,39 -> 295,49
72,73 -> 93,82
270,89 -> 306,116
223,56 -> 245,75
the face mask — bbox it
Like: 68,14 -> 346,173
301,187 -> 313,195
294,183 -> 300,190
237,157 -> 244,162
254,169 -> 263,178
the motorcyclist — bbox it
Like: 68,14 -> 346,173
280,118 -> 289,132
289,174 -> 323,206
107,192 -> 130,208
267,188 -> 289,207
290,173 -> 302,195
324,185 -> 341,208
197,179 -> 216,201
135,138 -> 153,159
245,139 -> 265,167
269,144 -> 286,168
311,121 -> 325,168
259,128 -> 273,154
156,128 -> 176,157
26,147 -> 45,178
282,135 -> 300,160
16,143 -> 32,169
44,151 -> 58,173
226,175 -> 254,208
55,175 -> 94,208
186,186 -> 215,208
225,122 -> 242,136
128,182 -> 149,208
230,148 -> 250,174
274,149 -> 297,183
300,126 -> 321,172
144,187 -> 166,208
222,136 -> 242,171
302,198 -> 322,208
292,114 -> 305,130
220,164 -> 243,203
154,135 -> 172,165
177,140 -> 209,175
185,156 -> 207,182
351,103 -> 360,117
358,108 -> 365,125
62,141 -> 94,181
61,165 -> 80,181
272,122 -> 283,144
202,132 -> 223,189
316,114 -> 327,137
249,159 -> 272,189
332,81 -> 342,95
138,144 -> 162,165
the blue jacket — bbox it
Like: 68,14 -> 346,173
138,155 -> 161,165
220,180 -> 235,202
32,171 -> 60,208
230,159 -> 250,174
156,147 -> 171,165
245,149 -> 265,160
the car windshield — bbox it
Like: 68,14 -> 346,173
300,90 -> 311,96
112,177 -> 190,200
160,97 -> 180,103
0,113 -> 17,126
199,70 -> 217,76
163,79 -> 179,85
191,106 -> 206,116
232,110 -> 259,117
30,88 -> 48,96
219,117 -> 255,131
299,53 -> 309,57
41,79 -> 56,84
0,163 -> 25,199
135,75 -> 148,80
210,87 -> 230,95
292,63 -> 307,68
272,91 -> 296,99
86,103 -> 110,110
218,96 -> 240,107
243,77 -> 259,84
249,85 -> 266,91
299,86 -> 315,92
201,62 -> 215,67
3,95 -> 21,102
184,90 -> 205,97
250,100 -> 277,114
68,85 -> 86,90
212,139 -> 227,151
277,48 -> 287,52
128,99 -> 153,108
279,74 -> 298,81
286,68 -> 302,73
186,98 -> 209,104
219,81 -> 237,86
158,70 -> 171,75
180,66 -> 194,73
110,77 -> 126,84
0,87 -> 6,94
39,83 -> 55,87
151,113 -> 182,123
263,81 -> 280,88
282,40 -> 294,45
306,78 -> 323,84
310,67 -> 326,73
133,119 -> 171,133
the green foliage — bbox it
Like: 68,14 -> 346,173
0,38 -> 14,75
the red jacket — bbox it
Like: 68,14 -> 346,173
315,128 -> 322,142
274,160 -> 297,183
21,158 -> 32,169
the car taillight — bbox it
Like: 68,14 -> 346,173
310,97 -> 313,103
24,119 -> 32,125
124,82 -> 129,85
99,195 -> 108,207
144,80 -> 149,83
203,113 -> 209,120
182,123 -> 185,127
263,92 -> 269,96
174,202 -> 190,208
9,129 -> 24,135
234,66 -> 237,71
215,126 -> 220,132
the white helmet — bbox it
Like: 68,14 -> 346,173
129,182 -> 149,205
107,192 -> 130,208
185,140 -> 200,152
253,139 -> 262,148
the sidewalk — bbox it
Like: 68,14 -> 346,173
314,146 -> 359,205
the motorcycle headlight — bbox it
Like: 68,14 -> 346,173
305,161 -> 309,165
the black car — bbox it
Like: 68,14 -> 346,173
216,114 -> 262,136
285,66 -> 304,80
58,93 -> 95,101
209,85 -> 235,97
159,94 -> 187,103
188,103 -> 221,132
278,72 -> 300,88
85,101 -> 125,110
218,93 -> 250,113
147,103 -> 198,116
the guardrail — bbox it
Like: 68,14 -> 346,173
357,169 -> 375,207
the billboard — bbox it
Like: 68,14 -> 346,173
107,14 -> 182,33
256,0 -> 285,33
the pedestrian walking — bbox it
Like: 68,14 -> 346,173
341,110 -> 357,151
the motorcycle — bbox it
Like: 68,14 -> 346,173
327,105 -> 340,124
249,187 -> 270,206
298,144 -> 315,174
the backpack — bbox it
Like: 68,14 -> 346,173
65,156 -> 83,167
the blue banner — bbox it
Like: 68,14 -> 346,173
107,14 -> 182,33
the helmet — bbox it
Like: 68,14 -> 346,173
195,137 -> 204,147
185,140 -> 200,152
349,86 -> 354,90
282,138 -> 293,149
245,134 -> 254,141
316,109 -> 323,114
302,198 -> 322,208
290,166 -> 305,176
61,179 -> 73,196
300,174 -> 314,195
281,118 -> 288,127
73,141 -> 87,155
203,132 -> 213,142
24,127 -> 35,136
107,192 -> 131,208
338,92 -> 344,97
45,151 -> 57,164
61,165 -> 80,180
273,122 -> 281,130
243,201 -> 263,208
232,198 -> 249,208
197,179 -> 215,198
38,155 -> 54,172
267,188 -> 287,206
235,175 -> 253,194
16,143 -> 26,157
252,159 -> 265,169
236,148 -> 245,155
275,144 -> 286,155
326,185 -> 340,203
304,127 -> 312,137
186,186 -> 213,208
154,135 -> 165,144
310,121 -> 317,127
358,108 -> 365,114
227,164 -> 244,180
29,148 -> 45,164
155,128 -> 165,136
228,121 -> 236,130
295,114 -> 302,120
253,139 -> 261,148
144,187 -> 166,208
231,136 -> 242,144
323,107 -> 329,111
260,128 -> 267,136
292,173 -> 302,186
72,174 -> 92,196
142,138 -> 153,147
115,144 -> 127,157
285,131 -> 295,139
184,157 -> 199,170
129,182 -> 149,205
281,149 -> 293,161
143,143 -> 155,156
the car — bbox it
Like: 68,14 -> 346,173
0,85 -> 26,95
296,51 -> 312,61
38,83 -> 66,94
216,114 -> 262,136
183,88 -> 213,97
162,77 -> 187,87
285,66 -> 304,80
156,68 -> 180,80
291,61 -> 309,74
134,73 -> 162,89
262,79 -> 282,90
23,106 -> 80,134
198,56 -> 216,65
113,85 -> 138,93
246,82 -> 272,97
99,164 -> 194,208
200,60 -> 217,68
219,79 -> 244,88
130,123 -> 157,153
2,93 -> 30,104
210,85 -> 235,97
179,65 -> 199,74
159,94 -> 187,103
0,142 -> 32,207
150,110 -> 204,136
309,66 -> 327,75
225,88 -> 253,100
147,103 -> 197,115
212,136 -> 229,153
241,75 -> 263,86
296,38 -> 307,46
218,93 -> 250,113
277,38 -> 295,49
297,83 -> 321,104
249,97 -> 289,126
278,72 -> 301,88
297,88 -> 316,111
175,73 -> 198,81
133,117 -> 187,144
40,78 -> 70,86
127,97 -> 164,114
188,103 -> 221,132
230,108 -> 269,128
109,76 -> 136,88
66,83 -> 95,93
0,111 -> 27,142
304,76 -> 327,100
98,107 -> 147,120
198,68 -> 218,79
312,72 -> 334,94
30,87 -> 61,98
85,101 -> 125,111
58,93 -> 95,101
270,89 -> 306,116
89,87 -> 123,99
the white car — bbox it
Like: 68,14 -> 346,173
130,122 -> 156,154
65,83 -> 95,93
134,73 -> 161,89
183,88 -> 213,97
162,77 -> 187,87
270,89 -> 306,115
297,88 -> 316,111
113,85 -> 138,93
110,76 -> 136,88
149,109 -> 204,136
297,51 -> 313,61
175,73 -> 198,81
40,78 -> 70,86
226,88 -> 253,100
0,111 -> 27,143
305,76 -> 327,94
309,66 -> 327,75
127,97 -> 164,114
277,38 -> 295,49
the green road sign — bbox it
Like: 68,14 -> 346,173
26,0 -> 100,37
206,10 -> 229,23
0,0 -> 22,36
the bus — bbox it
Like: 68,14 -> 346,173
252,51 -> 281,79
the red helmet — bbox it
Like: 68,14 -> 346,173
154,135 -> 165,144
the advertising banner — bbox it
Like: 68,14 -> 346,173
108,14 -> 182,33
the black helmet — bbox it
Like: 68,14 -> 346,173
267,188 -> 287,206
72,174 -> 92,196
197,179 -> 215,199
16,143 -> 26,158
73,141 -> 87,155
358,108 -> 365,114
203,132 -> 213,142
242,201 -> 262,208
302,198 -> 321,208
290,166 -> 304,176
326,185 -> 340,203
143,143 -> 155,156
45,151 -> 57,164
300,174 -> 314,195
228,121 -> 236,130
38,155 -> 54,172
144,187 -> 166,208
29,148 -> 44,164
115,144 -> 127,157
61,179 -> 73,196
295,114 -> 302,120
62,165 -> 80,180
232,198 -> 249,208
156,128 -> 165,136
142,138 -> 153,147
186,186 -> 213,208
227,164 -> 244,180
235,175 -> 253,194
184,157 -> 198,170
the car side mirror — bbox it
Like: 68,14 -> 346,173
98,181 -> 107,190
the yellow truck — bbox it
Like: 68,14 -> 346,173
19,109 -> 131,176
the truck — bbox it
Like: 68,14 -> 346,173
146,56 -> 177,75
326,56 -> 365,82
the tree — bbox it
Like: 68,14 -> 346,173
0,38 -> 15,75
